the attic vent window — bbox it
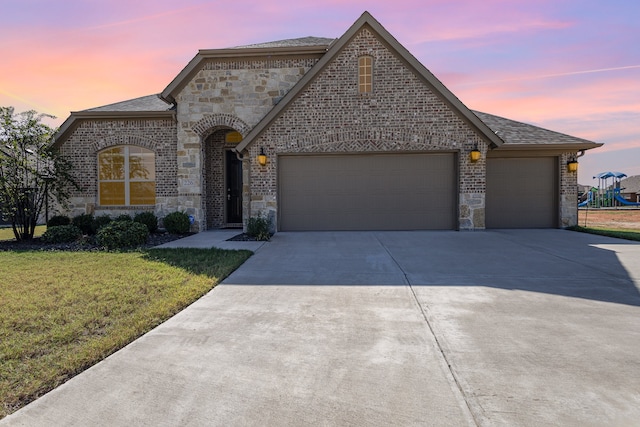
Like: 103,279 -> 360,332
358,56 -> 373,94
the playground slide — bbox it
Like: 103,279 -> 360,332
578,192 -> 592,207
614,194 -> 640,206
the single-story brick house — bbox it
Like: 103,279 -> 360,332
54,11 -> 602,232
619,176 -> 640,203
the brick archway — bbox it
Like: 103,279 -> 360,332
192,114 -> 251,139
91,134 -> 157,154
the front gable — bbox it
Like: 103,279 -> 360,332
239,14 -> 499,230
256,25 -> 487,154
236,11 -> 503,154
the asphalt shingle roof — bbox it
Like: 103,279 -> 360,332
620,175 -> 640,194
230,36 -> 335,49
473,110 -> 595,146
85,94 -> 172,112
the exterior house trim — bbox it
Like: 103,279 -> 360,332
487,144 -> 602,153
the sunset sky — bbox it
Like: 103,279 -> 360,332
2,0 -> 638,184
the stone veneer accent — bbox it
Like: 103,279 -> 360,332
246,28 -> 487,230
174,57 -> 320,230
57,118 -> 178,219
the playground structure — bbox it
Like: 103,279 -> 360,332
579,171 -> 640,207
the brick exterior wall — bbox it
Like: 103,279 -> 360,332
55,27 -> 582,231
246,28 -> 487,230
57,117 -> 177,219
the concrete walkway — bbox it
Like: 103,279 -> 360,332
2,230 -> 640,426
153,229 -> 267,251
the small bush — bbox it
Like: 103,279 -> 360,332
47,215 -> 71,227
94,214 -> 113,230
42,225 -> 83,243
96,220 -> 149,250
163,211 -> 190,234
114,214 -> 132,222
134,212 -> 158,233
72,214 -> 97,235
246,213 -> 271,241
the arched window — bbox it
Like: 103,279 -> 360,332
98,146 -> 155,206
358,55 -> 373,93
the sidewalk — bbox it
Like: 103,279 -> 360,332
153,230 -> 267,252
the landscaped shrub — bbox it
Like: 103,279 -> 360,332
246,213 -> 272,241
47,215 -> 71,227
72,214 -> 97,235
94,214 -> 113,230
163,211 -> 190,234
114,214 -> 132,222
96,220 -> 149,250
134,212 -> 158,233
42,225 -> 83,243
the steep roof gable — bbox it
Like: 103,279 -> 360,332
235,11 -> 505,153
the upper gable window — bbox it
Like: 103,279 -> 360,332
358,56 -> 373,94
98,146 -> 155,206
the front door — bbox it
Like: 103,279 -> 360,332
226,150 -> 243,224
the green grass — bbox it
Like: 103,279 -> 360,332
0,225 -> 46,241
0,248 -> 251,418
569,226 -> 640,242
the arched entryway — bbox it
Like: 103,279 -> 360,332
203,129 -> 244,229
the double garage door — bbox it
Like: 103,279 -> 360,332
279,153 -> 456,231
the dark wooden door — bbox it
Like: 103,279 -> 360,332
226,151 -> 243,224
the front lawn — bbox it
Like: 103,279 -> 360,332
0,248 -> 251,419
0,225 -> 46,241
569,226 -> 640,242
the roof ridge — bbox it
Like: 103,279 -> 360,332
230,36 -> 336,49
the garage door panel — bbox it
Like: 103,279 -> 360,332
486,157 -> 557,228
279,153 -> 456,231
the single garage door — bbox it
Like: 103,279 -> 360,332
486,157 -> 558,228
279,153 -> 456,231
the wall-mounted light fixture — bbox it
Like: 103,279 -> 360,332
469,144 -> 481,163
257,147 -> 267,166
567,157 -> 578,172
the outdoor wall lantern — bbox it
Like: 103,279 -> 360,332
567,157 -> 578,173
257,147 -> 268,166
469,145 -> 481,163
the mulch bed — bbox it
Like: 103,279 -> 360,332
227,233 -> 262,242
0,232 -> 189,252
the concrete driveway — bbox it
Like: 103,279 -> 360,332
2,230 -> 640,426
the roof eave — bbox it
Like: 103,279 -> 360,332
491,142 -> 603,151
